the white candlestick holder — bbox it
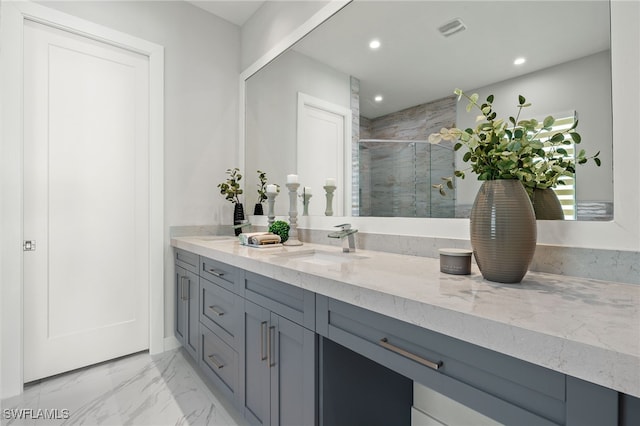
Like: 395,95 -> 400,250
324,185 -> 336,216
284,182 -> 303,246
302,193 -> 312,216
266,191 -> 278,228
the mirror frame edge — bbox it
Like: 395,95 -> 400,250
239,0 -> 640,251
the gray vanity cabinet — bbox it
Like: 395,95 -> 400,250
240,272 -> 317,426
174,249 -> 200,360
174,247 -> 640,426
315,295 -> 635,426
198,274 -> 242,402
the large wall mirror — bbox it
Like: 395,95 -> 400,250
245,0 -> 612,221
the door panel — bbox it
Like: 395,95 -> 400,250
271,314 -> 316,426
243,301 -> 270,425
175,267 -> 188,345
23,20 -> 150,382
297,93 -> 351,216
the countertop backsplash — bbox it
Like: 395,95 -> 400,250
170,225 -> 639,285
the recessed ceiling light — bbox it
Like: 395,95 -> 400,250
514,57 -> 526,65
369,39 -> 381,50
374,95 -> 383,102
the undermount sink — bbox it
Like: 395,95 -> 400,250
272,249 -> 367,266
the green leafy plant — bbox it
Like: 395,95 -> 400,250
268,220 -> 289,243
217,168 -> 243,204
256,170 -> 268,203
428,89 -> 600,195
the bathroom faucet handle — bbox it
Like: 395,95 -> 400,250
334,223 -> 351,231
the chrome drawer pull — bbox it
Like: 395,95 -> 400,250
207,354 -> 224,369
208,305 -> 225,316
207,268 -> 224,277
260,321 -> 268,361
268,326 -> 276,368
379,338 -> 442,371
180,276 -> 188,301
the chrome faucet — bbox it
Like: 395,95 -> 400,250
328,223 -> 358,252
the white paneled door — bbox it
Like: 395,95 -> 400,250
297,93 -> 351,216
23,20 -> 150,382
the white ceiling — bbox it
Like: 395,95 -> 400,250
186,0 -> 265,26
186,1 -> 610,118
291,0 -> 611,118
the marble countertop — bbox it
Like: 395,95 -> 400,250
171,236 -> 640,398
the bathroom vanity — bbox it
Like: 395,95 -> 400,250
172,236 -> 640,426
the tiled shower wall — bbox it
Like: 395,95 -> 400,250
357,141 -> 456,217
355,94 -> 457,217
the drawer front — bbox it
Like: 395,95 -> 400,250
244,271 -> 315,330
200,257 -> 238,293
318,296 -> 565,426
175,248 -> 198,273
200,324 -> 238,399
200,277 -> 240,348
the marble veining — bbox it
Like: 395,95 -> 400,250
291,228 -> 640,285
171,237 -> 640,398
0,349 -> 245,426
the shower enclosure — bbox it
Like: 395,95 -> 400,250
355,139 -> 456,218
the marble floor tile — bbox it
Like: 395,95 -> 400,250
1,349 -> 245,426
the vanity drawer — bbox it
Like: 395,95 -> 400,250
200,324 -> 238,400
244,270 -> 315,330
200,276 -> 241,348
200,256 -> 238,293
317,296 -> 566,426
175,248 -> 198,273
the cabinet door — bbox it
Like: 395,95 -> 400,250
270,313 -> 316,426
243,300 -> 271,425
175,264 -> 198,359
186,274 -> 199,358
175,265 -> 188,346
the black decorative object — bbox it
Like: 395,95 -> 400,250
253,203 -> 264,216
234,203 -> 245,236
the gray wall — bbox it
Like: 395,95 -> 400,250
456,51 -> 612,207
245,49 -> 351,216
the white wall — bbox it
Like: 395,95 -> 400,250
241,0 -> 330,70
455,51 -> 613,207
245,50 -> 351,215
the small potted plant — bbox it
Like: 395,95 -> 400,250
217,168 -> 244,235
268,220 -> 289,243
254,170 -> 268,215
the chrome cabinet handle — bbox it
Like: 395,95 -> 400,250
208,305 -> 225,316
180,276 -> 188,301
268,326 -> 276,368
208,354 -> 224,369
260,321 -> 268,361
379,338 -> 442,371
207,268 -> 224,277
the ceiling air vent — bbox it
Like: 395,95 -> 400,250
438,18 -> 466,38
